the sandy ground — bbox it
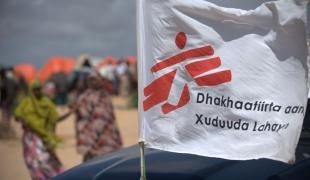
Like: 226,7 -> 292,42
0,97 -> 138,180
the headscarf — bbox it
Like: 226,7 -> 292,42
88,70 -> 114,94
14,80 -> 62,148
43,82 -> 56,97
75,54 -> 92,70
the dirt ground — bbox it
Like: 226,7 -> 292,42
0,97 -> 138,180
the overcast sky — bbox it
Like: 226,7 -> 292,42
0,0 -> 136,67
0,0 -> 308,68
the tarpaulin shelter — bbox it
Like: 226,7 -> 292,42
96,56 -> 118,70
126,56 -> 137,65
39,56 -> 76,82
14,63 -> 37,83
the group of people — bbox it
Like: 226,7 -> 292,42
0,56 -> 133,179
98,59 -> 137,97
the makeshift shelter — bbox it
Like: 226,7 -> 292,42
39,56 -> 76,82
14,63 -> 37,82
96,56 -> 118,70
126,56 -> 137,65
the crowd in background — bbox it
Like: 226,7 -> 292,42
0,55 -> 137,179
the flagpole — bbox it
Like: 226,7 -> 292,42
137,0 -> 147,179
139,141 -> 147,180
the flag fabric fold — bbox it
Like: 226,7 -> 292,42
137,0 -> 309,163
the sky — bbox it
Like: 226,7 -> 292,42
0,0 -> 136,67
0,0 -> 309,68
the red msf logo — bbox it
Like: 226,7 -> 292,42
143,32 -> 232,114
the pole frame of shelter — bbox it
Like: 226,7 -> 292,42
139,141 -> 147,180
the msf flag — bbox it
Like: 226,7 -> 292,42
137,0 -> 309,163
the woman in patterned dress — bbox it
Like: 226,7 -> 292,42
75,71 -> 123,162
14,80 -> 73,180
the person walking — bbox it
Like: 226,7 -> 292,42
74,71 -> 123,162
14,80 -> 74,180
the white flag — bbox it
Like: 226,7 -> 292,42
137,0 -> 309,163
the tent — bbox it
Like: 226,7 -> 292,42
96,56 -> 118,70
39,56 -> 76,82
14,63 -> 37,82
126,56 -> 137,65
